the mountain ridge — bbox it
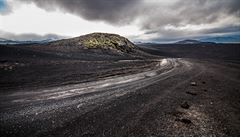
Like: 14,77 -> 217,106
175,39 -> 216,44
0,38 -> 58,45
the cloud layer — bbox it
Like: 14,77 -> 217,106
1,0 -> 240,42
17,0 -> 142,25
136,0 -> 240,41
0,31 -> 65,41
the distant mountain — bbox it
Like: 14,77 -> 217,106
175,39 -> 215,44
175,39 -> 200,44
200,35 -> 240,43
133,41 -> 143,44
0,38 -> 58,45
0,38 -> 9,41
0,38 -> 21,45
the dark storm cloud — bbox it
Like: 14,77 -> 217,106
137,0 -> 240,42
141,0 -> 240,30
17,0 -> 240,31
0,31 -> 66,41
140,25 -> 240,43
4,0 -> 240,42
17,0 -> 143,25
201,25 -> 240,34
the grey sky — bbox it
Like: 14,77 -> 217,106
0,0 -> 239,42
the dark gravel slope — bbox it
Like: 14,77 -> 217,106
0,44 -> 239,137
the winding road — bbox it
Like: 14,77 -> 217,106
1,58 -> 192,114
2,58 -> 228,136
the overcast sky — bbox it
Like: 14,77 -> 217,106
0,0 -> 239,42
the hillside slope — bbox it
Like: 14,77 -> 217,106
25,33 -> 153,60
39,33 -> 136,53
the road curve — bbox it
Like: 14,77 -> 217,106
0,58 -> 204,136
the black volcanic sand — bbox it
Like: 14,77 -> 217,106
0,44 -> 240,137
0,45 -> 155,92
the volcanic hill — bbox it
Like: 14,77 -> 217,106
39,33 -> 137,53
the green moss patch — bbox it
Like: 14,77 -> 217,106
81,33 -> 135,52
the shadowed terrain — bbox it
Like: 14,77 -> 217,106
0,34 -> 239,136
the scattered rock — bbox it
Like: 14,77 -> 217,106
202,81 -> 206,84
9,66 -> 13,70
171,111 -> 183,117
77,104 -> 82,108
186,91 -> 197,96
204,89 -> 207,92
181,101 -> 190,109
82,131 -> 95,137
180,118 -> 192,124
0,59 -> 8,63
175,118 -> 192,124
190,82 -> 197,86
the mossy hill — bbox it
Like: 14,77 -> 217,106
47,33 -> 136,53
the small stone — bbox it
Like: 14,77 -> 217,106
190,82 -> 197,86
186,91 -> 197,96
180,118 -> 192,124
202,81 -> 206,84
175,118 -> 192,124
77,104 -> 82,108
82,131 -> 95,136
175,118 -> 181,121
0,59 -> 8,63
181,101 -> 190,109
